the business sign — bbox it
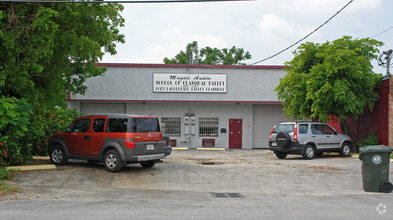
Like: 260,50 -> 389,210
153,73 -> 227,93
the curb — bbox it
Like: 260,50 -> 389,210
5,156 -> 56,171
6,164 -> 56,171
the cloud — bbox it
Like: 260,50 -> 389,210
102,28 -> 228,63
281,0 -> 382,16
258,13 -> 318,45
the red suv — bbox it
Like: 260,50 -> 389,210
49,114 -> 165,172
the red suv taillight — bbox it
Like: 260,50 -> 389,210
125,138 -> 135,148
293,124 -> 298,141
269,125 -> 276,141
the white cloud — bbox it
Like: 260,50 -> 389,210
281,0 -> 382,17
258,13 -> 318,45
101,0 -> 391,67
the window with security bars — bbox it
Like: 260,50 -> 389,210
161,117 -> 181,137
199,118 -> 219,137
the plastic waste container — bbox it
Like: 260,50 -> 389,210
359,145 -> 392,193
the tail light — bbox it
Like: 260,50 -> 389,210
293,124 -> 298,141
125,138 -> 135,148
269,125 -> 276,141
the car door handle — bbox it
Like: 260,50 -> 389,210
84,136 -> 91,140
312,136 -> 316,138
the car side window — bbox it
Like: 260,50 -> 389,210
321,124 -> 335,135
311,124 -> 323,134
93,119 -> 105,132
107,118 -> 128,132
72,119 -> 91,133
298,124 -> 308,134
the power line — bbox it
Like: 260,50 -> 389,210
0,0 -> 249,3
371,25 -> 393,38
248,0 -> 353,66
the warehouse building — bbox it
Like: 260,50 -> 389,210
67,63 -> 288,149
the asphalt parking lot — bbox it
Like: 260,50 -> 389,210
1,149 -> 393,219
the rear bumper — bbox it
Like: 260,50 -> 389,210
269,141 -> 305,154
127,153 -> 165,162
164,146 -> 172,156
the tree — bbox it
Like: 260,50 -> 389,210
0,2 -> 125,165
275,36 -> 383,135
163,41 -> 252,65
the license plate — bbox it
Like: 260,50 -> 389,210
271,142 -> 277,147
146,144 -> 154,150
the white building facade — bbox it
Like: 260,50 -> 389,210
67,63 -> 288,149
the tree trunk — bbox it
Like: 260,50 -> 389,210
340,118 -> 357,152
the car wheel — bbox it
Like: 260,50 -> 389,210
339,143 -> 351,157
104,150 -> 123,172
276,132 -> 291,147
50,145 -> 68,165
140,160 -> 156,168
303,145 -> 315,159
274,152 -> 287,159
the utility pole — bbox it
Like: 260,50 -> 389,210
378,49 -> 392,75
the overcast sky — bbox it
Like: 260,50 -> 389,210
101,0 -> 393,74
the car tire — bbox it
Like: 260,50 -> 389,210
276,132 -> 291,147
104,150 -> 123,172
303,144 -> 315,159
274,152 -> 287,159
339,143 -> 351,157
50,145 -> 68,165
140,160 -> 156,168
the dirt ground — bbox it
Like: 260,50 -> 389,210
2,149 -> 386,202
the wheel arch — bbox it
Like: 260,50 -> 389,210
49,139 -> 70,157
303,141 -> 317,150
100,142 -> 126,162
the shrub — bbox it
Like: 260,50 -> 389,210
357,130 -> 379,148
30,108 -> 82,157
0,167 -> 9,180
0,95 -> 81,166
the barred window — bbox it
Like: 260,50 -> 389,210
161,117 -> 181,137
199,118 -> 219,137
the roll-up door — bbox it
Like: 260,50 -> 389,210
252,104 -> 286,149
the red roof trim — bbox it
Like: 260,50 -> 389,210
66,98 -> 282,104
95,63 -> 286,69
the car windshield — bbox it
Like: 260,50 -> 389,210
273,124 -> 294,134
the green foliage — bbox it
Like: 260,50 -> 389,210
0,97 -> 32,166
275,36 -> 383,123
163,41 -> 252,65
0,2 -> 124,165
0,167 -> 9,180
357,130 -> 379,148
31,108 -> 82,157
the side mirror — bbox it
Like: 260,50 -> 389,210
334,130 -> 339,135
66,127 -> 72,133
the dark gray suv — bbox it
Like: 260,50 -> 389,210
268,122 -> 352,159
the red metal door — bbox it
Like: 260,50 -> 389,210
229,119 -> 242,149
